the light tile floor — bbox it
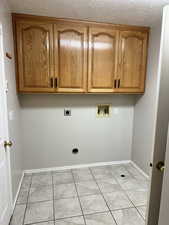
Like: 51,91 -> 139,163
10,163 -> 149,225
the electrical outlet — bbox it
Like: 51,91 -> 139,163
64,109 -> 71,116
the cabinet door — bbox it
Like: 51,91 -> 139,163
117,31 -> 148,93
88,27 -> 119,93
54,24 -> 87,92
16,21 -> 54,92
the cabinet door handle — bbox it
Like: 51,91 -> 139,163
114,80 -> 117,88
118,79 -> 120,88
50,78 -> 54,88
55,77 -> 58,88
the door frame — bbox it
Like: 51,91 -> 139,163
0,23 -> 13,223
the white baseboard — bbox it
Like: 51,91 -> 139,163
24,160 -> 131,174
130,161 -> 149,179
12,171 -> 24,211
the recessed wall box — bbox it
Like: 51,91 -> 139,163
97,104 -> 111,117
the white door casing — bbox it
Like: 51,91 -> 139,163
146,5 -> 169,225
0,24 -> 13,225
157,5 -> 169,225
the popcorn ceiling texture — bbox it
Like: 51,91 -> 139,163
9,0 -> 168,27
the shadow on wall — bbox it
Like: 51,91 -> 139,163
19,94 -> 136,108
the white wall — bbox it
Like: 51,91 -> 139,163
20,94 -> 134,170
0,0 -> 23,203
132,24 -> 161,175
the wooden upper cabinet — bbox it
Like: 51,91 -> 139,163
13,14 -> 149,94
116,30 -> 148,93
54,24 -> 87,92
88,27 -> 119,92
16,21 -> 54,92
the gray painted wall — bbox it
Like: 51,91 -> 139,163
0,0 -> 23,204
132,25 -> 161,174
20,94 -> 135,170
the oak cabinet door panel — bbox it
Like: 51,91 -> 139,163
88,27 -> 119,93
117,31 -> 148,93
54,24 -> 87,92
16,21 -> 54,92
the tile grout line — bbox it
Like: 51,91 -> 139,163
51,172 -> 56,225
22,174 -> 33,225
71,169 -> 87,225
134,205 -> 146,221
89,167 -> 119,225
24,219 -> 54,225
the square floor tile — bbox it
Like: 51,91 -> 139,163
137,206 -> 147,219
55,216 -> 85,225
21,176 -> 32,190
31,174 -> 52,187
33,171 -> 52,176
91,167 -> 113,180
112,208 -> 144,225
133,174 -> 149,181
10,204 -> 26,225
54,197 -> 82,219
24,173 -> 32,177
80,194 -> 108,215
28,186 -> 53,203
72,168 -> 93,182
104,191 -> 133,210
126,189 -> 148,206
118,178 -> 147,191
54,183 -> 77,199
76,181 -> 100,196
24,201 -> 53,224
125,165 -> 142,177
97,179 -> 121,193
91,166 -> 111,171
115,174 -> 134,184
85,212 -> 116,225
53,171 -> 74,185
110,165 -> 130,178
17,188 -> 29,204
135,179 -> 149,189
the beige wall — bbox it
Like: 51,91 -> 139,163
20,94 -> 135,170
132,24 -> 161,174
0,0 -> 23,203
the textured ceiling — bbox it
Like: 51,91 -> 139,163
9,0 -> 169,27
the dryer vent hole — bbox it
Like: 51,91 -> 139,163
72,148 -> 79,154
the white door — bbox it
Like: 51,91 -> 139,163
158,126 -> 169,225
146,5 -> 169,225
0,25 -> 13,225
